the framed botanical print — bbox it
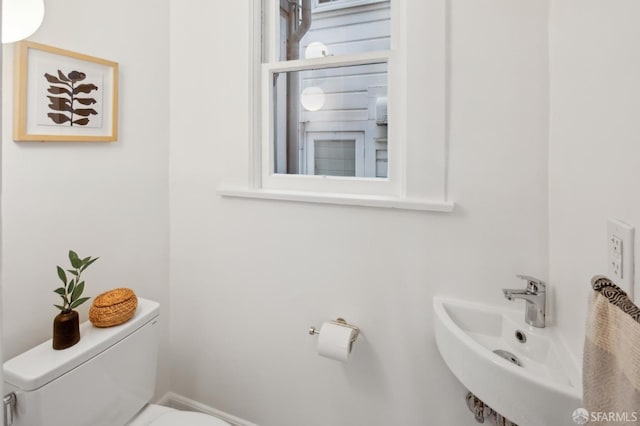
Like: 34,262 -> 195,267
13,41 -> 119,142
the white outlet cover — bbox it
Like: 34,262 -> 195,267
607,218 -> 635,300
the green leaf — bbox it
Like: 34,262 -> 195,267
53,304 -> 66,311
69,250 -> 82,268
69,297 -> 90,309
67,279 -> 75,296
53,287 -> 66,296
67,269 -> 79,277
80,257 -> 99,272
57,266 -> 67,285
70,281 -> 84,303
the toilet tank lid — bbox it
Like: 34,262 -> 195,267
3,298 -> 160,391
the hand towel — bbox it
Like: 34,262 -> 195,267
583,275 -> 640,424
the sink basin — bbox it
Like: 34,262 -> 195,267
433,297 -> 582,426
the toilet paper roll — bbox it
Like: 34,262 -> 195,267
317,321 -> 355,362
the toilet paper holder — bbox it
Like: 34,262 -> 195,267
308,318 -> 360,343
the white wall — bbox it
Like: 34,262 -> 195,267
1,0 -> 172,397
549,0 -> 640,360
0,0 -> 4,401
169,1 -> 549,425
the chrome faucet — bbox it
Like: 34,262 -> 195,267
502,275 -> 546,328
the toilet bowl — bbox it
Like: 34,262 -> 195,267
128,404 -> 230,426
3,298 -> 228,426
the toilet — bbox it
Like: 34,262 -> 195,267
3,298 -> 229,426
127,403 -> 228,426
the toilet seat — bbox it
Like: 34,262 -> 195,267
152,411 -> 230,426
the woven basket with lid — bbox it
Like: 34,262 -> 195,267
89,288 -> 138,328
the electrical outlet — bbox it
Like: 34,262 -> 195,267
611,235 -> 623,258
609,235 -> 623,279
607,219 -> 635,300
611,256 -> 621,278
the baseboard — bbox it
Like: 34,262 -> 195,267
156,392 -> 260,426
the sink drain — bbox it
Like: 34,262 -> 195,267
492,349 -> 522,367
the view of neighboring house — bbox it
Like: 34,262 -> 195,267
274,0 -> 391,178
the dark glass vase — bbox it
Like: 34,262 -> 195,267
52,310 -> 80,350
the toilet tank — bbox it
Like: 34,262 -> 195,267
3,298 -> 160,426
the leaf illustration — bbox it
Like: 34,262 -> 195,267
48,104 -> 72,113
75,98 -> 97,105
45,69 -> 99,127
47,96 -> 71,105
47,87 -> 72,96
67,71 -> 86,82
44,73 -> 64,84
73,84 -> 98,94
47,96 -> 73,113
57,70 -> 71,82
47,113 -> 72,124
73,108 -> 98,117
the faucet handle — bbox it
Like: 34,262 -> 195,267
516,275 -> 546,293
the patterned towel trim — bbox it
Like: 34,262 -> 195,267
591,275 -> 640,324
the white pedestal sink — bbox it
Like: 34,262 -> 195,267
433,297 -> 582,426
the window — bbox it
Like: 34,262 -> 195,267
270,0 -> 390,181
218,0 -> 452,212
272,64 -> 389,178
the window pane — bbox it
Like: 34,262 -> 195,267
272,63 -> 388,178
276,0 -> 391,62
314,139 -> 356,176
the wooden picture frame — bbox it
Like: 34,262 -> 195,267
13,41 -> 119,142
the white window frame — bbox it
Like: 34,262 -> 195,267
261,52 -> 394,196
218,0 -> 453,212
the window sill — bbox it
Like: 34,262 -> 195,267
217,186 -> 454,212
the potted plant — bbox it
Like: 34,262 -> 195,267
52,250 -> 99,350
